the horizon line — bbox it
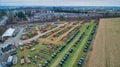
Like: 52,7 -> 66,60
0,5 -> 120,7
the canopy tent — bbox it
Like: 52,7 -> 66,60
2,28 -> 15,38
18,43 -> 24,46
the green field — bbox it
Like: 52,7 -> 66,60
49,23 -> 87,67
12,21 -> 97,67
13,42 -> 56,67
63,22 -> 96,67
48,21 -> 96,67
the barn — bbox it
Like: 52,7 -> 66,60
2,28 -> 15,38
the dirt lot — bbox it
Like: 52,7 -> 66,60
87,18 -> 120,67
39,22 -> 81,45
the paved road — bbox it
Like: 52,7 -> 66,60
14,28 -> 24,40
14,28 -> 24,46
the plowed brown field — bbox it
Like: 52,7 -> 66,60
87,18 -> 120,67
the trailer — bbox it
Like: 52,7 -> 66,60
13,55 -> 18,64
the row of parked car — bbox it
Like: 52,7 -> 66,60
42,30 -> 80,67
66,30 -> 80,44
59,48 -> 73,66
78,57 -> 84,66
84,25 -> 97,52
42,45 -> 66,67
1,44 -> 16,53
59,31 -> 86,67
78,25 -> 97,67
74,32 -> 85,47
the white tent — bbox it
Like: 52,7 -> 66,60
18,43 -> 24,46
2,28 -> 15,38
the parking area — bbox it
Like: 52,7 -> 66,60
0,21 -> 96,67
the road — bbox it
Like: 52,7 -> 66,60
21,24 -> 64,44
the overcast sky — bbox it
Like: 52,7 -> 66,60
0,0 -> 120,6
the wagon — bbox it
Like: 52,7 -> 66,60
25,57 -> 31,64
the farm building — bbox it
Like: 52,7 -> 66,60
1,28 -> 15,38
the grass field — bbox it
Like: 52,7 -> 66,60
49,24 -> 85,67
87,18 -> 120,67
12,42 -> 54,67
49,21 -> 96,67
63,22 -> 96,67
12,20 -> 97,67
